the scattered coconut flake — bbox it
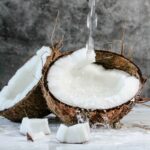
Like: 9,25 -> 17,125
47,48 -> 140,109
20,117 -> 51,136
0,46 -> 51,111
56,122 -> 90,144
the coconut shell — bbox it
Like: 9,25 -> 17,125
42,48 -> 147,127
0,81 -> 50,122
0,49 -> 57,122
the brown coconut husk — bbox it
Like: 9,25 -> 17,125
42,47 -> 149,127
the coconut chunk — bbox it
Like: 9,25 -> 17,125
0,46 -> 51,111
47,48 -> 140,109
56,122 -> 90,144
20,117 -> 51,135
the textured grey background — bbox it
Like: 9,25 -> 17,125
0,0 -> 149,96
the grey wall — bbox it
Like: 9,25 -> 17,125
0,0 -> 150,96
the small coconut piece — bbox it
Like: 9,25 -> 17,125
0,46 -> 52,122
20,117 -> 51,135
56,122 -> 90,144
42,47 -> 147,127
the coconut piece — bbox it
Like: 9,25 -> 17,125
20,117 -> 51,135
42,47 -> 147,127
56,122 -> 90,144
0,46 -> 52,122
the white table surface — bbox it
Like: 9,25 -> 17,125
0,105 -> 150,150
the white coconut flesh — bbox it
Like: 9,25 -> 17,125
47,48 -> 140,109
20,117 -> 51,135
0,46 -> 51,111
56,122 -> 90,143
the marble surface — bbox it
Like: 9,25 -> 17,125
0,105 -> 150,150
0,0 -> 150,96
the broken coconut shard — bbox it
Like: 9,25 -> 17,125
0,46 -> 52,122
56,122 -> 90,144
20,117 -> 51,141
20,117 -> 51,135
42,46 -> 148,127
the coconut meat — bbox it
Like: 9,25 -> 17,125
0,46 -> 51,111
47,48 -> 140,109
56,122 -> 90,143
20,117 -> 51,135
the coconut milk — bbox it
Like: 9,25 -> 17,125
76,0 -> 97,69
86,0 -> 97,62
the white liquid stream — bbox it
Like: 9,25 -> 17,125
77,0 -> 97,69
86,0 -> 97,61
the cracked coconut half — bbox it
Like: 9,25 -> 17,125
0,46 -> 52,122
42,47 -> 148,127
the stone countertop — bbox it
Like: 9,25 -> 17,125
0,105 -> 150,150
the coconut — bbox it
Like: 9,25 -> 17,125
42,46 -> 148,127
0,46 -> 52,122
56,122 -> 90,144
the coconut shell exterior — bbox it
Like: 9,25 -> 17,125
42,48 -> 146,127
